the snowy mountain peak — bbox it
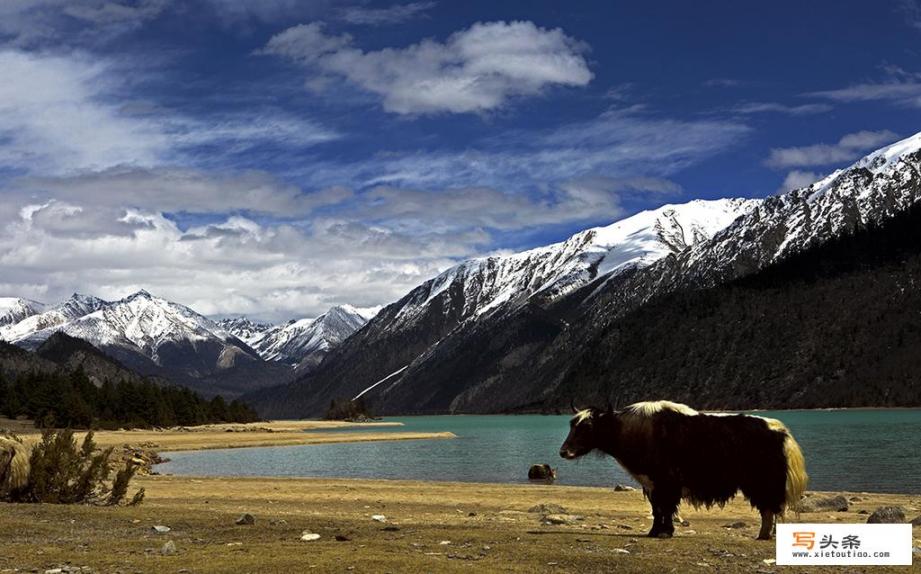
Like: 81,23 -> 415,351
225,305 -> 371,368
0,297 -> 47,328
393,197 -> 760,323
125,289 -> 153,300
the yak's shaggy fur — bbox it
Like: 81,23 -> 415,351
0,435 -> 30,495
560,400 -> 808,540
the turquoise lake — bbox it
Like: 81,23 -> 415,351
157,410 -> 921,493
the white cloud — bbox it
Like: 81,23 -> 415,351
13,167 -> 351,217
317,109 -> 750,191
0,49 -> 339,175
0,204 -> 471,322
807,67 -> 921,109
262,20 -> 593,114
338,2 -> 435,25
0,0 -> 171,47
778,170 -> 822,193
733,102 -> 832,115
0,50 -> 167,173
765,130 -> 899,169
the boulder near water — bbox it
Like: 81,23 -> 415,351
527,464 -> 556,481
798,494 -> 849,512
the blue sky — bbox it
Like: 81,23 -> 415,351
1,0 -> 920,320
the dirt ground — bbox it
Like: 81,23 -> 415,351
0,475 -> 918,573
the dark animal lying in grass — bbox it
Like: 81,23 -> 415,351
559,400 -> 807,540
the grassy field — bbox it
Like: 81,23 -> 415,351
0,475 -> 918,573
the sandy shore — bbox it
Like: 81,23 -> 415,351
1,418 -> 455,452
0,476 -> 918,573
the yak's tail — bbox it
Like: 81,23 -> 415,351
781,431 -> 808,512
0,436 -> 31,492
761,418 -> 808,512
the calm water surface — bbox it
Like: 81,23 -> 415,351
157,410 -> 921,493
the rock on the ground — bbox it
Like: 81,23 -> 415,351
867,506 -> 906,524
542,514 -> 584,525
723,521 -> 748,529
151,525 -> 171,534
300,532 -> 321,541
613,484 -> 636,492
235,513 -> 255,526
528,503 -> 567,514
161,540 -> 176,556
371,514 -> 386,522
799,495 -> 849,512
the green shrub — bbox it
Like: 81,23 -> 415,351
8,429 -> 142,505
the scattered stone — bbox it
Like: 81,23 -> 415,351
270,518 -> 288,526
160,541 -> 176,556
857,510 -> 869,515
910,515 -> 921,526
527,464 -> 556,481
150,525 -> 171,534
613,484 -> 636,492
300,532 -> 321,542
528,503 -> 567,514
439,540 -> 452,545
235,513 -> 255,526
542,514 -> 584,525
913,547 -> 921,555
382,525 -> 400,532
335,534 -> 351,542
798,495 -> 849,512
44,569 -> 63,574
468,512 -> 477,517
867,506 -> 906,524
723,521 -> 748,529
612,548 -> 630,554
762,558 -> 776,565
371,515 -> 387,522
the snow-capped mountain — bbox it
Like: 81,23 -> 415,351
0,297 -> 46,328
388,130 -> 921,414
392,198 -> 759,327
245,131 -> 921,417
603,131 -> 921,310
217,317 -> 272,342
1,294 -> 107,344
0,290 -> 289,397
244,197 -> 761,416
220,305 -> 372,369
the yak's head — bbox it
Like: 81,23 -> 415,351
559,403 -> 616,460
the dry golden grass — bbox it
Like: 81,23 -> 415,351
1,418 -> 454,452
0,475 -> 918,573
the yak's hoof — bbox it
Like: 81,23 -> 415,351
657,532 -> 674,539
648,531 -> 673,539
756,534 -> 773,541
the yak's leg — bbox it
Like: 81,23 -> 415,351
648,486 -> 680,538
757,509 -> 775,541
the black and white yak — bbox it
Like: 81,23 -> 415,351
559,400 -> 808,540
